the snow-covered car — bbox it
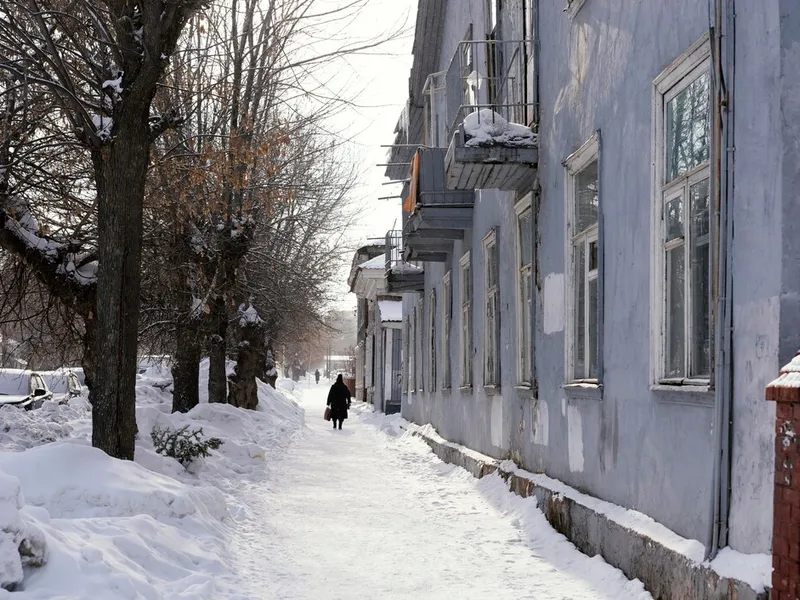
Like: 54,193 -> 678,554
39,368 -> 83,403
0,369 -> 53,410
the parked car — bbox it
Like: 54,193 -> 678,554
0,369 -> 53,410
39,368 -> 83,403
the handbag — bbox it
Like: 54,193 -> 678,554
324,406 -> 332,421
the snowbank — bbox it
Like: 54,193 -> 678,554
462,108 -> 537,148
0,364 -> 304,598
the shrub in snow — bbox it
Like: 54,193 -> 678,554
151,425 -> 223,467
0,472 -> 47,591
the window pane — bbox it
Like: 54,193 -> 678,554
518,208 -> 532,268
665,197 -> 684,242
575,160 -> 599,234
487,242 -> 498,287
588,239 -> 598,272
520,270 -> 531,382
691,179 -> 711,377
588,277 -> 598,379
666,247 -> 686,377
573,241 -> 586,380
463,264 -> 471,301
666,72 -> 710,182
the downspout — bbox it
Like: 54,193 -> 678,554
709,0 -> 735,560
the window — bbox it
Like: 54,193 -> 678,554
516,196 -> 533,385
443,272 -> 453,389
460,252 -> 473,387
565,134 -> 600,383
429,290 -> 437,391
403,317 -> 410,393
483,230 -> 500,386
416,298 -> 424,391
423,71 -> 447,148
652,36 -> 712,385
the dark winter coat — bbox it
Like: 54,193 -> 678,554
327,379 -> 351,420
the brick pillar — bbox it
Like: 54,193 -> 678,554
766,351 -> 800,599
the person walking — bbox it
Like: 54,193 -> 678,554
314,369 -> 320,384
326,374 -> 351,430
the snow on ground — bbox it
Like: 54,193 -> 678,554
1,370 -> 746,599
244,383 -> 652,600
0,368 -> 303,599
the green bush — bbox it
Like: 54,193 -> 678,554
150,424 -> 223,467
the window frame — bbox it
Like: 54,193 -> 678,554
564,133 -> 602,388
650,34 -> 713,390
415,298 -> 424,392
428,289 -> 437,392
443,271 -> 453,389
515,194 -> 533,386
483,229 -> 500,387
402,316 -> 410,394
460,252 -> 473,388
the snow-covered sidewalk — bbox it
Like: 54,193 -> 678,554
235,382 -> 651,600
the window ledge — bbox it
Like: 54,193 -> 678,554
483,385 -> 501,397
563,382 -> 603,400
515,385 -> 535,400
651,383 -> 714,406
459,385 -> 473,393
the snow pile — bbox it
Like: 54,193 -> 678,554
0,399 -> 90,452
0,472 -> 46,591
401,418 -> 772,595
709,547 -> 772,594
0,363 -> 304,598
462,108 -> 537,148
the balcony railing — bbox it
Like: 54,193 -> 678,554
385,230 -> 403,272
444,38 -> 535,144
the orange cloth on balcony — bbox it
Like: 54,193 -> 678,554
403,151 -> 420,214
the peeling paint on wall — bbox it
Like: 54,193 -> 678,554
532,399 -> 549,446
567,404 -> 584,473
543,273 -> 565,334
491,395 -> 504,449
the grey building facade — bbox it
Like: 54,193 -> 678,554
377,0 -> 800,560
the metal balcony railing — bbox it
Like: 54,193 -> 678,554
444,38 -> 535,143
385,230 -> 403,272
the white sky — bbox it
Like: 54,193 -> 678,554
309,0 -> 417,310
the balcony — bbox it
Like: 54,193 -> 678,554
403,147 -> 475,234
384,230 -> 424,293
443,38 -> 538,191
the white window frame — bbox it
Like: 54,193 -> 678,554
415,297 -> 424,392
460,252 -> 473,387
564,134 -> 600,385
515,194 -> 533,386
443,272 -> 452,389
428,289 -> 437,392
423,71 -> 447,148
650,34 -> 712,388
483,229 -> 500,387
402,317 -> 410,394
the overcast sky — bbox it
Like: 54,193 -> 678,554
314,0 -> 417,311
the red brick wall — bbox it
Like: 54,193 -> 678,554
767,352 -> 800,600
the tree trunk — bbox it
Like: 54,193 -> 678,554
82,312 -> 96,397
172,319 -> 202,413
91,110 -> 150,460
208,299 -> 228,403
227,312 -> 265,410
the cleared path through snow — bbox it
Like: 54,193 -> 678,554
230,381 -> 650,600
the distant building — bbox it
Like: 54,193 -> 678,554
349,242 -> 403,414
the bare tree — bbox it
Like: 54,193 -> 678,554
0,0 -> 202,459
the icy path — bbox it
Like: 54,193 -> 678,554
230,382 -> 650,600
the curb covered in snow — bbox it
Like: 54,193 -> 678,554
411,427 -> 768,600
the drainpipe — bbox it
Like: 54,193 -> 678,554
532,0 -> 541,124
708,0 -> 735,560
